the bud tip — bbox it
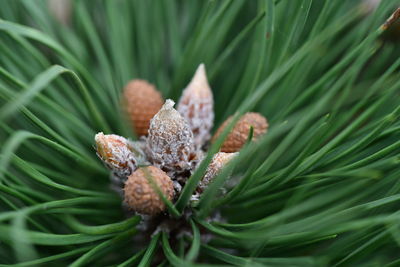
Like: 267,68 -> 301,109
163,99 -> 175,110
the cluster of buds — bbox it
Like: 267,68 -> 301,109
94,64 -> 269,216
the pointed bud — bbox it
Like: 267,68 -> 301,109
380,7 -> 400,42
124,166 -> 174,215
95,132 -> 137,178
198,152 -> 238,192
146,99 -> 195,172
123,79 -> 164,136
213,112 -> 268,153
178,64 -> 214,148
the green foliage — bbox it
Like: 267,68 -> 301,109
0,0 -> 400,265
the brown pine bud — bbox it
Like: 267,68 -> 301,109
198,152 -> 238,192
124,166 -> 174,215
177,64 -> 214,148
213,112 -> 268,153
381,7 -> 400,42
123,79 -> 164,136
146,99 -> 195,172
95,132 -> 137,178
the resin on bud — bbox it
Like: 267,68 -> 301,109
146,99 -> 195,172
95,132 -> 137,178
178,64 -> 214,148
198,152 -> 238,192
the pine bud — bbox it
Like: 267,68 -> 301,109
95,132 -> 137,178
213,112 -> 268,153
146,99 -> 195,172
177,64 -> 214,148
123,79 -> 164,136
124,166 -> 174,215
381,7 -> 400,42
198,152 -> 238,192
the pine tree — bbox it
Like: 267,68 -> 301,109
0,0 -> 399,266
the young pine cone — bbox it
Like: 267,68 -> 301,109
198,152 -> 238,192
124,166 -> 174,215
95,132 -> 137,179
213,112 -> 268,153
123,79 -> 164,136
177,64 -> 214,148
146,99 -> 196,173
